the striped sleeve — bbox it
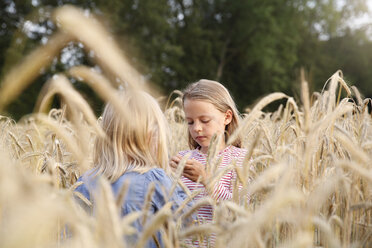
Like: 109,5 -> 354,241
210,172 -> 234,201
211,147 -> 247,201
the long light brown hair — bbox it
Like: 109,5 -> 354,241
93,90 -> 169,182
182,79 -> 242,149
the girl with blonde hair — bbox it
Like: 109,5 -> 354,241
75,90 -> 189,248
170,79 -> 247,247
93,89 -> 170,179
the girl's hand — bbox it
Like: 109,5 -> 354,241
170,155 -> 182,172
170,155 -> 209,186
183,159 -> 209,186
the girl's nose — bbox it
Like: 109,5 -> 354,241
193,121 -> 202,132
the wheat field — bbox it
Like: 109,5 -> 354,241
0,5 -> 371,248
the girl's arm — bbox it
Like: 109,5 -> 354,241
150,169 -> 194,215
182,156 -> 246,202
181,159 -> 236,201
209,172 -> 235,201
212,149 -> 248,202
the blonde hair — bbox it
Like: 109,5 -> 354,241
93,90 -> 169,182
182,79 -> 242,149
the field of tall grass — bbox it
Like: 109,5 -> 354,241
0,5 -> 371,248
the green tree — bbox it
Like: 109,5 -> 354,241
1,0 -> 372,119
0,0 -> 102,119
295,0 -> 370,93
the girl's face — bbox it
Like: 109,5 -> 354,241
184,99 -> 232,154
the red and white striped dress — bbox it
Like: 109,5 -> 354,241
179,145 -> 247,246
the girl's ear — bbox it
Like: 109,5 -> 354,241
224,109 -> 233,125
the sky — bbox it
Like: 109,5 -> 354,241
349,0 -> 372,28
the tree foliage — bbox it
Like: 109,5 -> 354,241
1,0 -> 371,119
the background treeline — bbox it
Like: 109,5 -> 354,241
1,0 -> 372,119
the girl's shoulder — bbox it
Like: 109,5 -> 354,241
143,168 -> 176,194
143,168 -> 173,184
112,169 -> 173,197
178,149 -> 204,159
224,145 -> 247,159
145,168 -> 167,178
114,168 -> 168,186
230,146 -> 247,155
178,149 -> 193,156
74,169 -> 99,199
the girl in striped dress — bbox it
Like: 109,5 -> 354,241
170,79 -> 247,246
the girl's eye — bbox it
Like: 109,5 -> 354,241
201,119 -> 210,123
187,121 -> 194,125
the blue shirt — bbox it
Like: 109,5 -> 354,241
75,168 -> 190,248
